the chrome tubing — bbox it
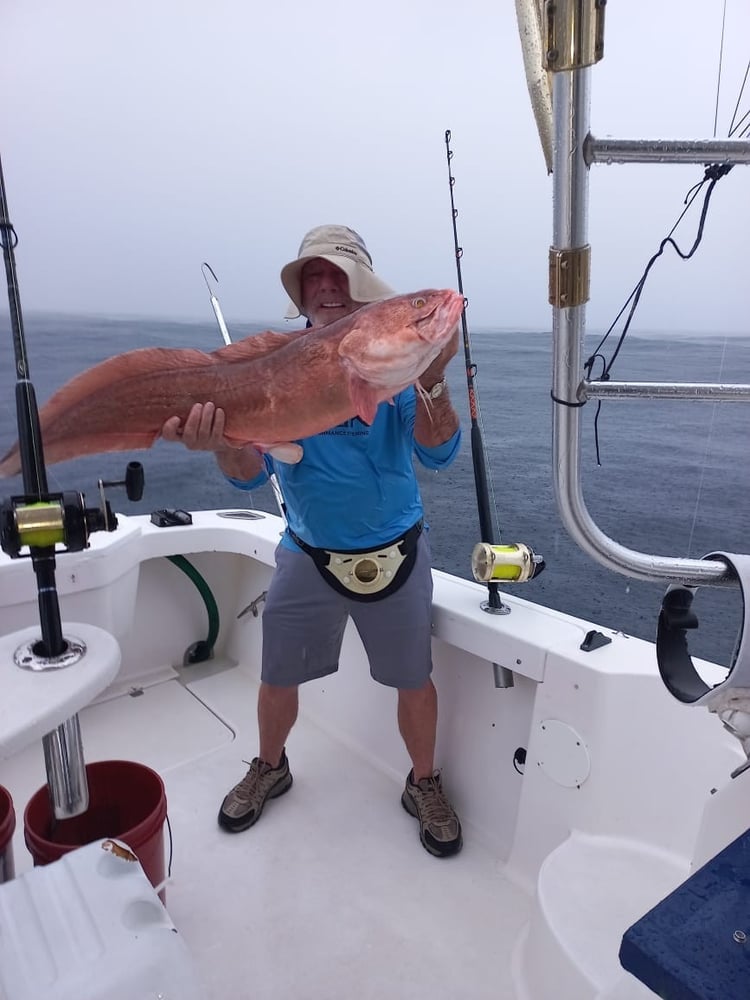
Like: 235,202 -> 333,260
585,136 -> 750,165
581,381 -> 750,402
42,716 -> 89,819
550,67 -> 733,587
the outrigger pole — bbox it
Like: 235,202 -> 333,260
443,131 -> 544,648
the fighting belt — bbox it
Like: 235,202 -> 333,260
287,520 -> 423,603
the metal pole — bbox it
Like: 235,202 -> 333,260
549,68 -> 733,587
582,381 -> 750,403
585,136 -> 750,165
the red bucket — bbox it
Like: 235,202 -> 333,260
24,760 -> 167,900
0,784 -> 15,883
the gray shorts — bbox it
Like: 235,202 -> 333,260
261,533 -> 434,690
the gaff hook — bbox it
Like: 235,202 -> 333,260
201,261 -> 219,293
198,261 -> 288,522
201,262 -> 231,346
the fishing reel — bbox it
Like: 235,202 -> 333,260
0,461 -> 144,559
471,541 -> 545,585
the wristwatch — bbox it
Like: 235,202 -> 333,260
424,376 -> 447,400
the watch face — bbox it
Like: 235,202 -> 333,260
430,380 -> 445,399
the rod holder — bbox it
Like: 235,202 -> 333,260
493,663 -> 515,689
42,715 -> 88,819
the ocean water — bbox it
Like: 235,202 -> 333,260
1,312 -> 748,666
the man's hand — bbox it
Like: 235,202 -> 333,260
160,402 -> 264,481
419,323 -> 459,388
413,325 -> 460,448
161,402 -> 228,451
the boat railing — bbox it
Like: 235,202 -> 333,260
542,1 -> 750,589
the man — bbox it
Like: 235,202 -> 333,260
162,225 -> 463,857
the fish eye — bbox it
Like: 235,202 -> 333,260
411,296 -> 426,308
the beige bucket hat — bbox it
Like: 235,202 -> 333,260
280,224 -> 394,319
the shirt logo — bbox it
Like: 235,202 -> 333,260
323,416 -> 370,436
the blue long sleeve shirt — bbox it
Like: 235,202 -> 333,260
226,386 -> 460,551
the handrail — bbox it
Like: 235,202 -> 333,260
585,136 -> 750,165
581,381 -> 750,403
549,56 -> 741,588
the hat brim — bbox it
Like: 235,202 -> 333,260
281,253 -> 394,320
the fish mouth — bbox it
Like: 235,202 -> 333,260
412,290 -> 464,343
413,304 -> 441,341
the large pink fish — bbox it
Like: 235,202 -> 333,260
0,289 -> 463,476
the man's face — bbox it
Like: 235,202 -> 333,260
300,258 -> 358,327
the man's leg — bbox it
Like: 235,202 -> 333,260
258,681 -> 299,767
398,678 -> 462,857
397,678 -> 437,780
215,683 -> 296,832
351,537 -> 463,856
219,546 -> 346,833
398,677 -> 462,856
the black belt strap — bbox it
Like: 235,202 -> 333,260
287,520 -> 423,566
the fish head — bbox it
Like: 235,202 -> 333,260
337,289 -> 464,391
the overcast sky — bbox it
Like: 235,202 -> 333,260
2,0 -> 748,334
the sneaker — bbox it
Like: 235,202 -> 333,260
401,769 -> 463,857
218,749 -> 293,832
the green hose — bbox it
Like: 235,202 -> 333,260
166,555 -> 220,664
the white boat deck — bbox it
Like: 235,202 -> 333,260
1,662 -> 530,1000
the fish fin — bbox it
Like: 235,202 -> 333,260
35,347 -> 218,416
255,442 -> 304,464
212,331 -> 300,363
0,444 -> 20,478
0,430 -> 160,478
38,332 -> 298,405
348,374 -> 380,425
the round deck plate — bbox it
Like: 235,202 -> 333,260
537,718 -> 591,788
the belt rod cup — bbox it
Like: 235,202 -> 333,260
331,544 -> 404,594
288,520 -> 423,602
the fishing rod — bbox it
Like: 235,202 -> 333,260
0,152 -> 124,821
201,263 -> 287,520
443,131 -> 544,618
0,152 -> 69,657
0,155 -> 120,635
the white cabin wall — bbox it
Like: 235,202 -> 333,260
431,639 -> 538,857
508,635 -> 743,890
113,551 -> 270,688
4,511 -> 745,892
0,522 -> 142,642
221,558 -> 273,678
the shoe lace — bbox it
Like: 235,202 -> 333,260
234,758 -> 270,800
416,773 -> 456,825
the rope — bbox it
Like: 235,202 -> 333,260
584,163 -> 734,465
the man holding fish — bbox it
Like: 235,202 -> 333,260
162,225 -> 464,857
